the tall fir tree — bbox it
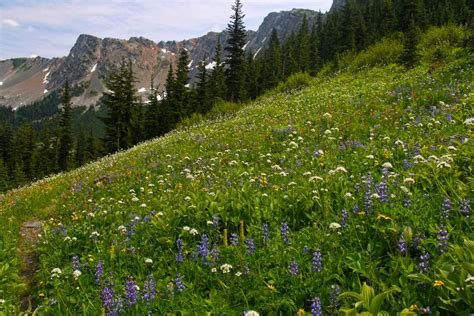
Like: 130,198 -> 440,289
296,14 -> 310,72
144,79 -> 161,139
85,129 -> 97,162
225,0 -> 247,102
209,36 -> 227,102
174,48 -> 191,119
75,128 -> 86,167
101,60 -> 138,153
0,157 -> 9,192
309,22 -> 321,75
263,28 -> 283,89
58,80 -> 73,170
195,60 -> 211,114
160,64 -> 177,133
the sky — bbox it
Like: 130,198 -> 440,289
0,0 -> 333,60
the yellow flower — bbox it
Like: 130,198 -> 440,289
376,214 -> 392,221
358,211 -> 366,217
267,284 -> 276,291
297,308 -> 305,316
409,304 -> 418,311
433,280 -> 444,287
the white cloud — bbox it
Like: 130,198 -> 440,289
2,19 -> 19,27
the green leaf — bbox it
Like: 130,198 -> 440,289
369,287 -> 400,315
362,283 -> 375,310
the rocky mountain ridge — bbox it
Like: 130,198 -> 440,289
0,8 -> 325,109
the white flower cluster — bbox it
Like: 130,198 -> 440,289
51,268 -> 62,279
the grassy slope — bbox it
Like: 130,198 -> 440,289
0,54 -> 473,314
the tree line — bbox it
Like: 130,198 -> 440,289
0,0 -> 472,192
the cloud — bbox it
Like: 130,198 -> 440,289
0,0 -> 333,59
2,18 -> 19,27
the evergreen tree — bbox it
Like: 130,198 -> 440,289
282,33 -> 298,77
296,14 -> 310,72
245,51 -> 259,99
101,60 -> 138,153
196,60 -> 211,114
225,0 -> 247,102
309,22 -> 321,75
58,80 -> 73,170
85,129 -> 97,162
209,36 -> 227,102
174,48 -> 191,119
0,157 -> 9,192
263,28 -> 283,88
75,129 -> 86,167
144,79 -> 161,139
400,19 -> 420,68
160,65 -> 177,133
13,123 -> 35,180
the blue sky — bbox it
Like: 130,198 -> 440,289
0,0 -> 333,60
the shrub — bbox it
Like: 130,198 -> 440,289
338,36 -> 404,71
418,24 -> 470,64
275,72 -> 312,93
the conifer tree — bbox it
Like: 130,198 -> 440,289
196,60 -> 210,114
309,22 -> 321,75
296,14 -> 310,72
263,28 -> 283,88
0,157 -> 9,192
58,80 -> 72,170
85,129 -> 97,162
245,51 -> 259,99
225,0 -> 247,102
144,79 -> 161,139
209,36 -> 227,102
75,129 -> 86,167
160,64 -> 177,133
175,48 -> 191,119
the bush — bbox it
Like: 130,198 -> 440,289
418,24 -> 470,64
208,99 -> 242,118
275,72 -> 312,93
338,35 -> 404,71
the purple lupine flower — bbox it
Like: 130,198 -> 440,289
420,306 -> 432,314
441,198 -> 451,219
281,222 -> 290,245
71,256 -> 81,270
243,266 -> 250,274
377,179 -> 389,203
403,197 -> 412,208
312,250 -> 322,273
352,204 -> 360,215
210,243 -> 220,262
311,296 -> 323,316
95,260 -> 104,284
413,233 -> 421,251
354,183 -> 360,194
175,274 -> 186,293
419,250 -> 431,274
398,234 -> 406,256
437,223 -> 448,255
403,159 -> 412,169
341,209 -> 348,228
197,234 -> 209,263
459,199 -> 471,215
124,276 -> 138,307
101,283 -> 115,313
329,285 -> 340,314
142,274 -> 155,302
245,238 -> 255,255
212,216 -> 220,229
262,223 -> 270,244
176,239 -> 184,264
289,259 -> 299,276
364,190 -> 373,215
49,298 -> 58,306
230,233 -> 239,246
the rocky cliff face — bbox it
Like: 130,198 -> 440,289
0,8 -> 322,108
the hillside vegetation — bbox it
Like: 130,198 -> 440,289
1,46 -> 473,314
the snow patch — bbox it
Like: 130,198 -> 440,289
253,47 -> 262,59
30,54 -> 38,58
13,107 -> 18,112
144,100 -> 151,104
205,61 -> 217,70
90,63 -> 97,72
138,87 -> 147,93
243,41 -> 250,50
261,36 -> 267,43
185,83 -> 190,88
0,82 -> 3,86
43,67 -> 49,72
161,48 -> 168,53
43,71 -> 51,84
43,89 -> 48,94
188,60 -> 193,68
